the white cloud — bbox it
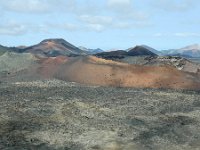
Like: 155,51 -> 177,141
153,32 -> 200,38
0,22 -> 52,36
114,21 -> 152,29
78,14 -> 151,32
152,0 -> 197,12
114,22 -> 132,29
0,0 -> 153,34
174,32 -> 200,37
86,24 -> 105,32
48,23 -> 78,31
79,15 -> 113,25
0,0 -> 76,13
79,15 -> 113,32
107,0 -> 148,21
0,0 -> 50,13
0,23 -> 27,35
153,33 -> 164,37
107,0 -> 133,15
107,0 -> 131,10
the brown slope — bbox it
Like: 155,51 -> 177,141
37,56 -> 200,90
38,56 -> 69,78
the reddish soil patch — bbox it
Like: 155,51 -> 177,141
37,56 -> 200,90
38,56 -> 69,78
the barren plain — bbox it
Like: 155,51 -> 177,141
0,79 -> 200,150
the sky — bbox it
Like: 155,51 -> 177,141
0,0 -> 200,50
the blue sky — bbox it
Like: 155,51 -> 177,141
0,0 -> 200,50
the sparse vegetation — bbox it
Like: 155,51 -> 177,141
0,79 -> 200,149
0,50 -> 6,56
0,52 -> 37,72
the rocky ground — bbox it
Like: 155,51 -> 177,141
117,56 -> 200,74
188,58 -> 200,64
0,79 -> 200,150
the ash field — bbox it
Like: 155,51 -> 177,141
1,39 -> 200,150
1,80 -> 200,150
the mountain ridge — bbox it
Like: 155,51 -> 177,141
1,40 -> 200,58
78,46 -> 104,54
162,44 -> 200,58
22,38 -> 87,57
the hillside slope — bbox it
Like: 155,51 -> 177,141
127,46 -> 157,56
0,52 -> 38,73
37,56 -> 200,89
1,53 -> 200,90
23,38 -> 87,57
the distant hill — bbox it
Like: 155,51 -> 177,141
0,45 -> 19,55
23,38 -> 87,57
0,44 -> 26,53
95,50 -> 127,59
95,45 -> 157,60
162,44 -> 200,58
79,46 -> 104,54
0,45 -> 9,56
0,45 -> 10,51
141,45 -> 162,55
126,45 -> 160,55
127,46 -> 158,56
